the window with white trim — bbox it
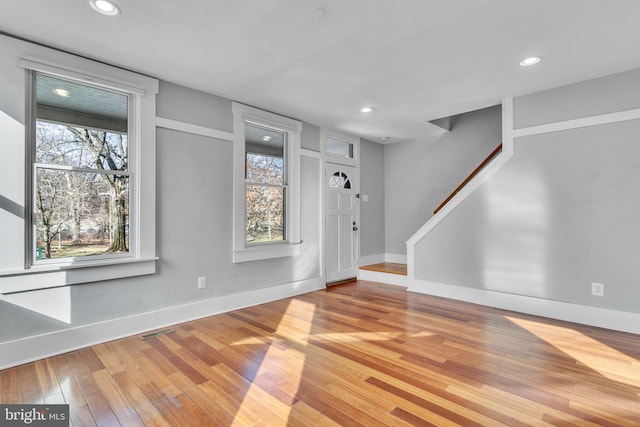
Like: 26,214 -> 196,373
325,132 -> 358,166
0,45 -> 158,293
326,137 -> 354,159
232,103 -> 301,263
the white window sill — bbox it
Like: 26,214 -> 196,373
232,243 -> 301,263
0,257 -> 158,294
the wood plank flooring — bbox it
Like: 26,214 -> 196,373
1,280 -> 640,426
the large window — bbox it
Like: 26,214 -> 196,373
232,103 -> 301,263
33,73 -> 130,261
0,41 -> 158,293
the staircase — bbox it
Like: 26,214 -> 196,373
358,262 -> 407,287
358,137 -> 507,290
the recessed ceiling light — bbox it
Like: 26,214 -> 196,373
520,56 -> 542,67
89,0 -> 120,16
262,136 -> 272,141
52,88 -> 70,97
360,106 -> 374,113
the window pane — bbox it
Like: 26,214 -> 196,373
326,137 -> 353,158
245,123 -> 284,155
36,73 -> 128,133
329,171 -> 351,189
35,168 -> 129,259
246,153 -> 284,185
246,185 -> 285,244
33,72 -> 130,262
245,122 -> 285,186
36,122 -> 128,170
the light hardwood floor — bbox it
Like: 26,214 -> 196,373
359,262 -> 407,276
1,280 -> 639,426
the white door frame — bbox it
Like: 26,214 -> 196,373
322,131 -> 360,284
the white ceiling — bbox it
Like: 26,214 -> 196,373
2,0 -> 640,143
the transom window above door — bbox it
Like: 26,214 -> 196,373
326,137 -> 354,159
324,132 -> 358,167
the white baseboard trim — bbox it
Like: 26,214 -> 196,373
358,269 -> 407,287
358,253 -> 407,265
409,278 -> 640,335
358,254 -> 385,266
385,253 -> 407,264
0,277 -> 324,370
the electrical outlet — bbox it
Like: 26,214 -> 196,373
197,276 -> 207,289
591,282 -> 604,296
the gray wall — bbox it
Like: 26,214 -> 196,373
157,81 -> 232,131
514,68 -> 640,129
301,122 -> 321,152
0,79 -> 321,342
414,69 -> 640,314
384,105 -> 502,255
359,138 -> 385,257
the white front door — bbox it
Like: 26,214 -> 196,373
325,163 -> 358,283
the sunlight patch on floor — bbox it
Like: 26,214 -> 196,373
310,330 -> 435,343
234,299 -> 316,425
228,299 -> 438,424
230,336 -> 265,346
506,316 -> 640,388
